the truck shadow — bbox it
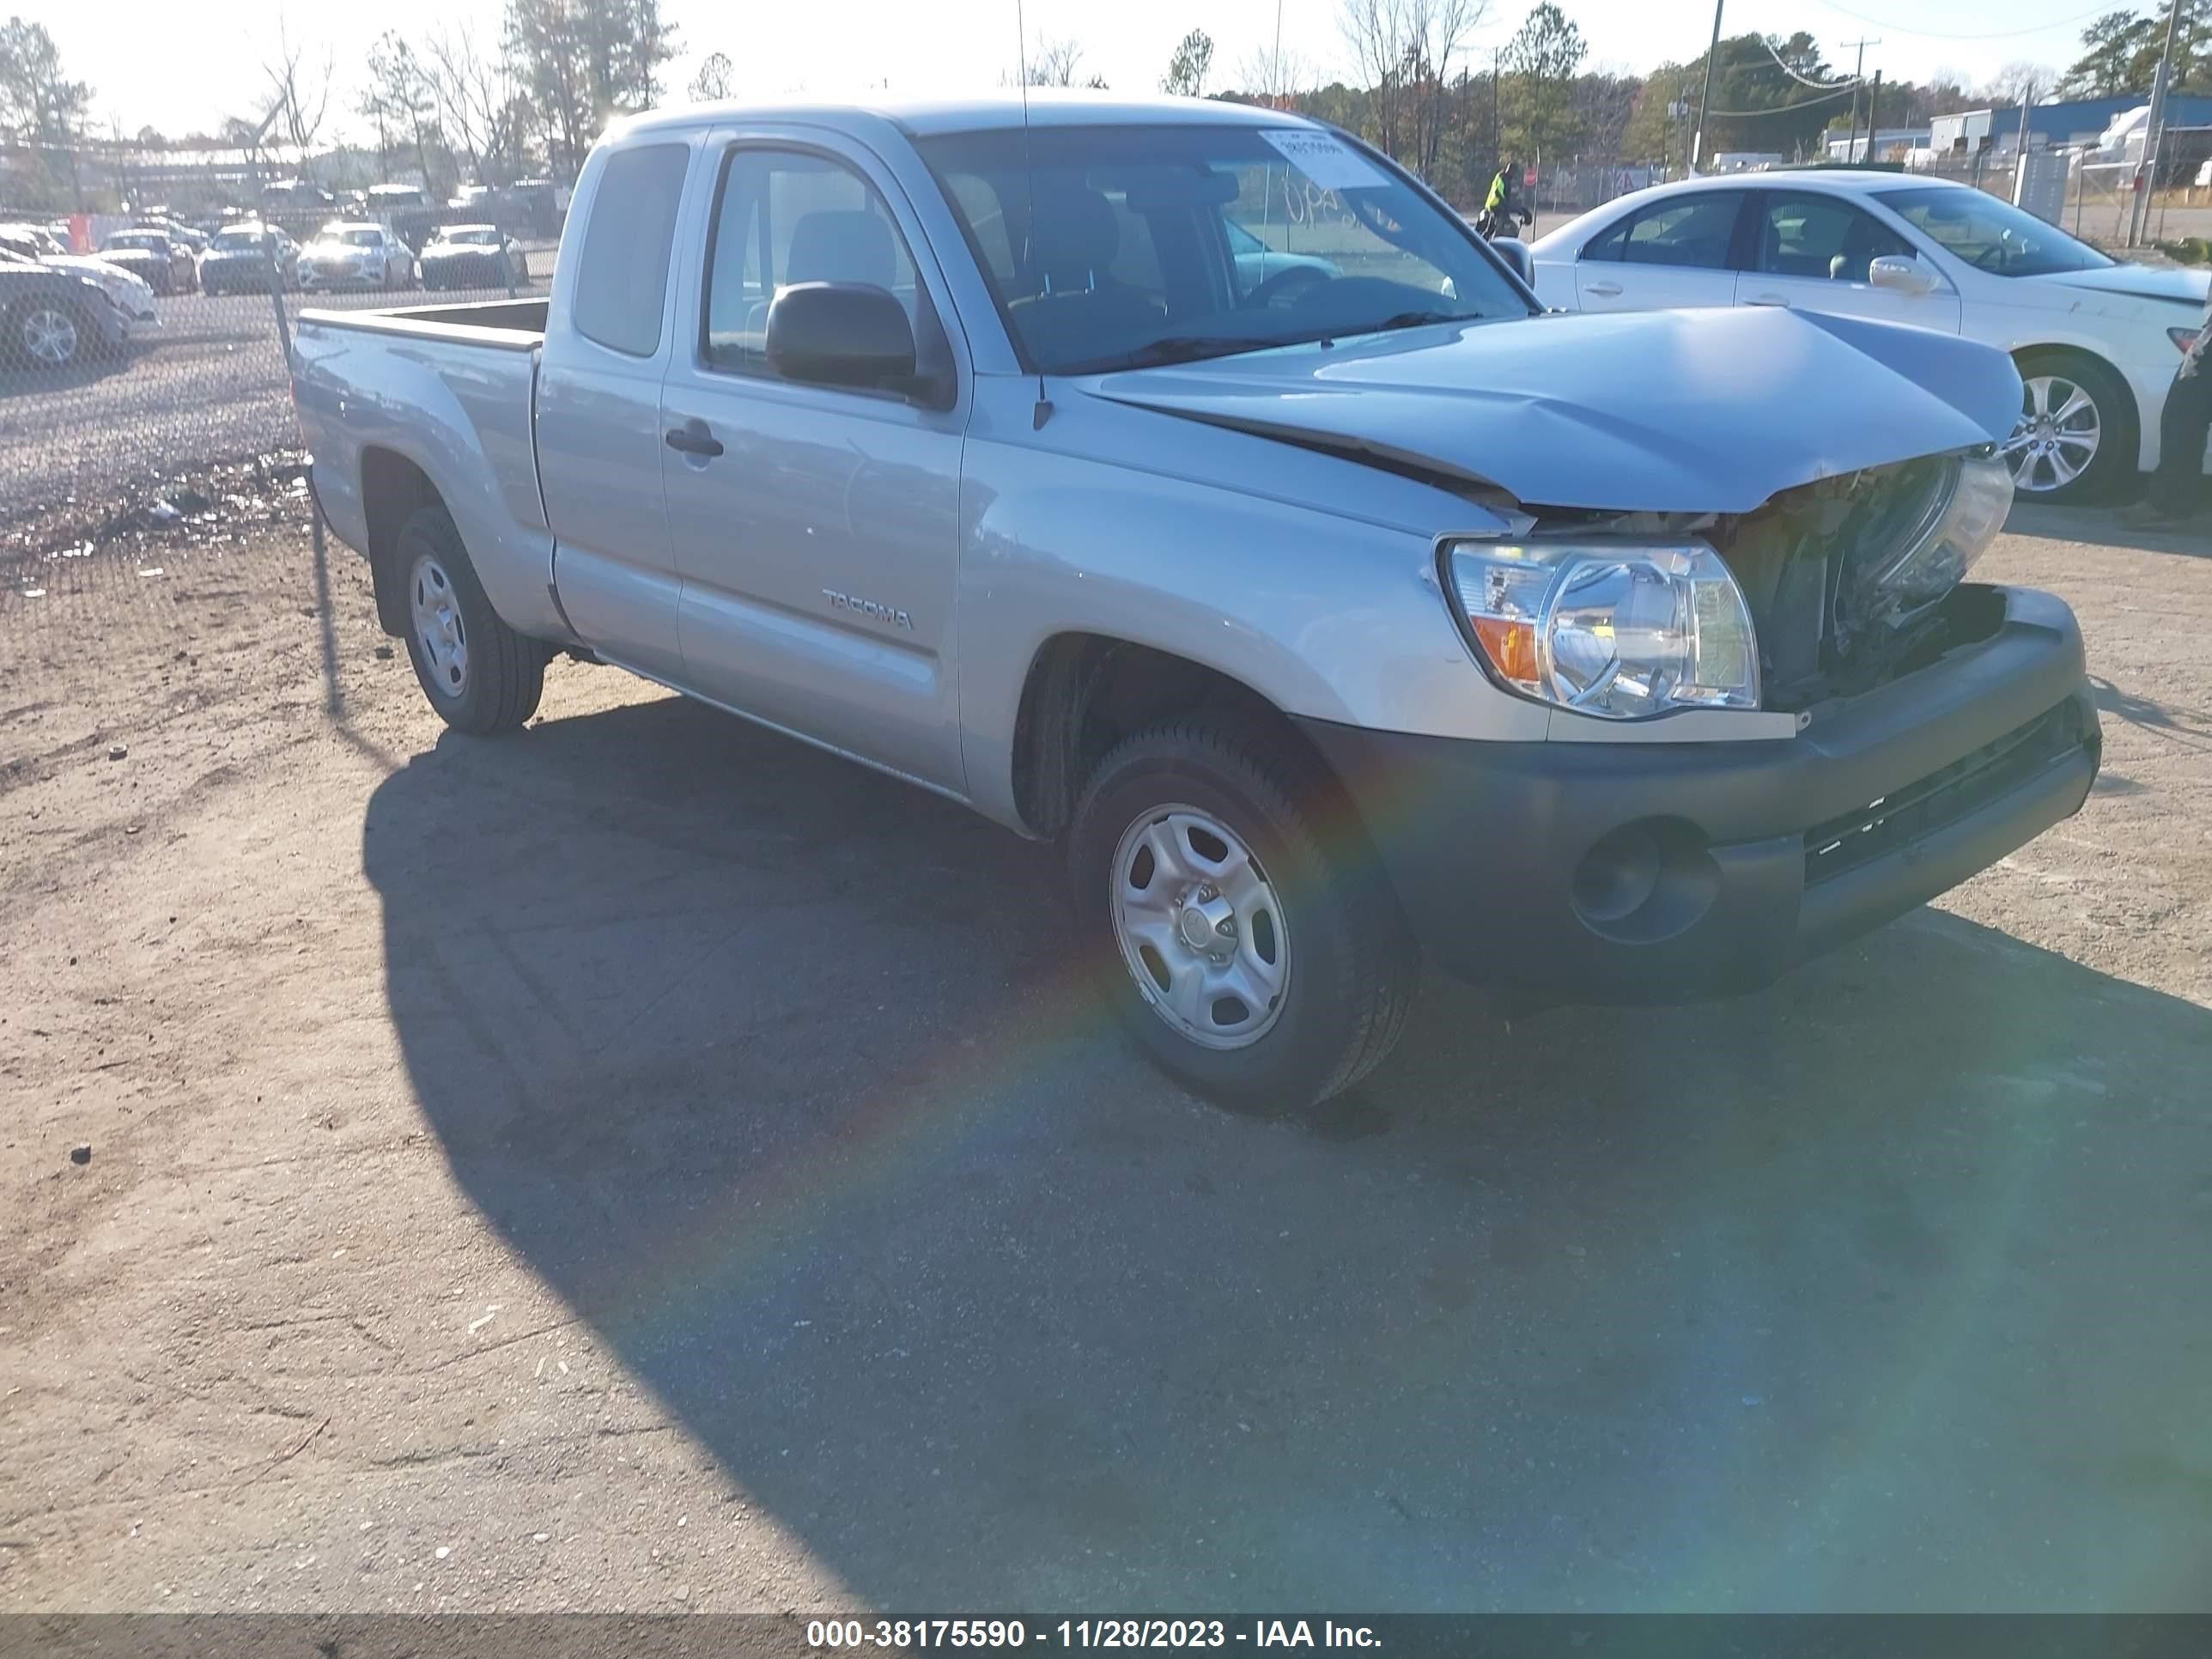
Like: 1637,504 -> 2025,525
363,691 -> 2212,1611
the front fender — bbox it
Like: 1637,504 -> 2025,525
952,382 -> 1549,832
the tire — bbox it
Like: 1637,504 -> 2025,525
394,504 -> 545,734
6,297 -> 90,370
2005,349 -> 2136,505
1066,715 -> 1418,1112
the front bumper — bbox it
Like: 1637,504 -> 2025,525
1298,586 -> 2099,1001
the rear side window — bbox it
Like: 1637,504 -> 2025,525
1586,193 -> 1742,269
573,142 -> 690,358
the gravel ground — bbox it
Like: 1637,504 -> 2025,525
0,245 -> 554,523
0,501 -> 2208,1614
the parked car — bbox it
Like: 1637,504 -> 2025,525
296,223 -> 416,291
418,223 -> 529,289
0,222 -> 160,327
290,96 -> 2098,1109
98,228 -> 198,295
1528,170 -> 2212,502
1224,218 -> 1340,303
198,223 -> 300,295
2,250 -> 149,369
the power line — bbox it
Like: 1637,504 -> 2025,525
1800,0 -> 2108,40
1705,82 -> 1863,116
1756,33 -> 1863,88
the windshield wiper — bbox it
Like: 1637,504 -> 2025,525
1363,309 -> 1480,334
1066,335 -> 1280,374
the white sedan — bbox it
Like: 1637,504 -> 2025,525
295,222 -> 418,293
1528,171 -> 2209,502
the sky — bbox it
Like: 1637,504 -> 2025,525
20,0 -> 2120,145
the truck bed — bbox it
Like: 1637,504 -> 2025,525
294,296 -> 548,347
292,295 -> 563,641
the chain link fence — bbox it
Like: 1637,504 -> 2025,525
3,224 -> 556,578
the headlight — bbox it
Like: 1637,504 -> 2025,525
1443,539 -> 1760,719
1838,453 -> 2011,632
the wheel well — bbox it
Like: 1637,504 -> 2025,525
360,447 -> 447,637
1012,633 -> 1331,840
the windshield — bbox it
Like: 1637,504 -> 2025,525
106,234 -> 165,251
440,228 -> 499,245
915,123 -> 1531,374
331,229 -> 381,247
1877,186 -> 2113,276
211,230 -> 265,250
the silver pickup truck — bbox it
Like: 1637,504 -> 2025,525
291,94 -> 2100,1110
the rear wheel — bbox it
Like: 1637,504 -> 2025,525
2002,349 -> 2135,504
1067,716 -> 1418,1112
394,505 -> 545,734
7,299 -> 88,369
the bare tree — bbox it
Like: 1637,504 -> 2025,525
1028,36 -> 1087,86
262,15 -> 335,182
1163,27 -> 1215,96
689,51 -> 732,102
1237,40 -> 1313,106
422,23 -> 523,185
1981,59 -> 2055,106
1337,0 -> 1486,172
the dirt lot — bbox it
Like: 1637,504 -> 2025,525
2,502 -> 2209,1614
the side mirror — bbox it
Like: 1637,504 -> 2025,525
1489,235 -> 1534,286
766,281 -> 920,395
1869,254 -> 1938,296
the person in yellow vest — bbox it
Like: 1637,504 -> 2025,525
1484,160 -> 1532,238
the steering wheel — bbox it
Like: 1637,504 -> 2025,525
1246,264 -> 1332,312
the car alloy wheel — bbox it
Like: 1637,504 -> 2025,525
19,305 -> 78,367
1109,804 -> 1290,1050
2002,374 -> 2101,495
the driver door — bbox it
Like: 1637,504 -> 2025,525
1734,189 -> 1961,332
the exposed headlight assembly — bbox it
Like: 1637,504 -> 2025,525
1838,453 -> 2011,638
1443,539 -> 1760,720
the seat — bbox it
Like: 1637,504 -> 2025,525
1006,186 -> 1166,366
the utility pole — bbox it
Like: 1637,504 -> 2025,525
1840,37 -> 1878,162
1692,0 -> 1724,171
1864,70 -> 1881,164
2130,0 -> 2185,245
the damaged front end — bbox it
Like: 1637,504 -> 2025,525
1492,448 -> 2016,716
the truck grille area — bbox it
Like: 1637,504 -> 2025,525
1802,698 -> 2094,887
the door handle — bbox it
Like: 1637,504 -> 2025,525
664,421 -> 724,459
1583,280 -> 1623,297
1747,294 -> 1790,307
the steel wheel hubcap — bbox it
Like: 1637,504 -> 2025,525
21,307 -> 76,365
1109,805 -> 1289,1050
2001,374 -> 2100,493
410,552 -> 469,696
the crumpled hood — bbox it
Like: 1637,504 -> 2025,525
2027,262 -> 2209,309
1088,306 -> 2022,514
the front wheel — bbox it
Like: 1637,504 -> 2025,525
2002,350 -> 2136,504
394,505 -> 545,734
1067,717 -> 1418,1112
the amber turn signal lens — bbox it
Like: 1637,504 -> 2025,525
1472,615 -> 1540,689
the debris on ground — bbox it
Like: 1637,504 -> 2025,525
69,1146 -> 91,1165
107,744 -> 127,761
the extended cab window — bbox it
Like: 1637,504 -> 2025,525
1753,192 -> 1911,283
702,147 -> 921,375
1586,194 -> 1742,269
572,142 -> 690,358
